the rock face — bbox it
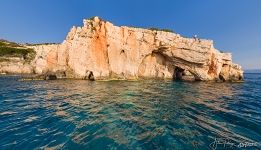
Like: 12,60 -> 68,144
0,40 -> 35,74
8,17 -> 244,81
0,57 -> 33,74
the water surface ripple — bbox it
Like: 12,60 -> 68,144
0,74 -> 260,149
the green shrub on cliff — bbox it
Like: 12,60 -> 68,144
26,43 -> 58,46
148,28 -> 174,33
0,40 -> 36,62
89,16 -> 96,20
0,39 -> 22,47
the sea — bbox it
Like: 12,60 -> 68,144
0,73 -> 260,150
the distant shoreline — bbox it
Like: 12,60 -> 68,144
244,70 -> 261,74
244,73 -> 261,74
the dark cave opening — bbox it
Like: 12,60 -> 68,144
173,67 -> 185,80
84,71 -> 95,81
88,71 -> 95,81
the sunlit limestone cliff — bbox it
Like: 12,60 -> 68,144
0,17 -> 243,81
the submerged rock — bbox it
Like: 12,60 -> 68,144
2,17 -> 244,82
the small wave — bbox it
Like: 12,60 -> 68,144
0,111 -> 17,115
24,116 -> 39,123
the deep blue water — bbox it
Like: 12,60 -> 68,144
0,74 -> 260,150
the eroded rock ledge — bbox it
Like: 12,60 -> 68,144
2,17 -> 244,81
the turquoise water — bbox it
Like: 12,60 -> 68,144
0,74 -> 260,149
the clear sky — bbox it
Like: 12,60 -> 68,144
0,0 -> 260,69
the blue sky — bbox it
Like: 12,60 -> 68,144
0,0 -> 260,69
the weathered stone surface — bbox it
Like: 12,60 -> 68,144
0,57 -> 33,74
2,17 -> 243,81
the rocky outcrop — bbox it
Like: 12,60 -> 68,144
0,40 -> 36,74
2,17 -> 244,81
0,57 -> 33,74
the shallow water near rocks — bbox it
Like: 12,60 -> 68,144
0,74 -> 260,149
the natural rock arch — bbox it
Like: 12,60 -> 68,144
138,52 -> 174,79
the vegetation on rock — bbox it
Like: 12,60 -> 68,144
26,43 -> 59,46
89,16 -> 96,20
147,28 -> 174,33
0,40 -> 36,62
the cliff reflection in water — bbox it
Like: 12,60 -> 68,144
0,75 -> 260,149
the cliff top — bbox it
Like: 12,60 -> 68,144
84,16 -> 213,41
0,40 -> 35,62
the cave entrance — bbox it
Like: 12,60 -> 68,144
173,67 -> 197,81
173,67 -> 185,80
88,71 -> 95,81
84,70 -> 95,81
